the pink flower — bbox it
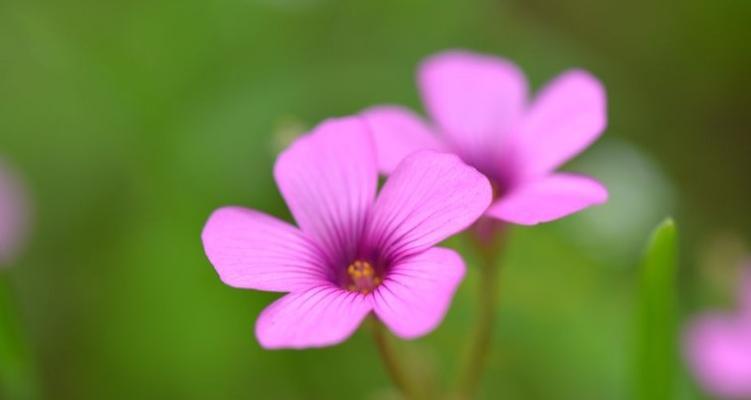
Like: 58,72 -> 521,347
362,50 -> 608,225
202,117 -> 492,349
0,159 -> 28,266
684,268 -> 751,399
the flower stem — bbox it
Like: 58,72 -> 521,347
370,316 -> 416,399
0,273 -> 39,400
457,221 -> 506,399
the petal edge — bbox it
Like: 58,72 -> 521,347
362,105 -> 445,174
255,286 -> 373,349
486,173 -> 608,225
202,206 -> 331,292
418,50 -> 527,163
273,117 -> 378,266
367,151 -> 492,261
374,247 -> 466,339
517,69 -> 607,176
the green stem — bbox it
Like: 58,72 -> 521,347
370,316 -> 416,399
0,272 -> 38,400
457,221 -> 506,399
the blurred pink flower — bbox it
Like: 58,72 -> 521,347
0,159 -> 28,265
363,50 -> 608,225
684,268 -> 751,398
202,117 -> 492,349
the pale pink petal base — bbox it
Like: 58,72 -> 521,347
255,286 -> 373,349
362,106 -> 446,174
685,315 -> 751,398
373,247 -> 465,339
486,173 -> 608,225
202,207 -> 330,292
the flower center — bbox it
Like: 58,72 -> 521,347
346,260 -> 382,294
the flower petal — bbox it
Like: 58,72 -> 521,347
373,247 -> 465,339
367,151 -> 491,262
274,117 -> 377,266
0,161 -> 27,265
517,70 -> 606,176
486,173 -> 608,225
361,105 -> 445,174
255,285 -> 372,349
202,207 -> 331,292
684,315 -> 751,398
418,50 -> 527,163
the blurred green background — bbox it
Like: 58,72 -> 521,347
1,0 -> 750,398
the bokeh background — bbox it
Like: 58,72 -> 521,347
1,0 -> 750,398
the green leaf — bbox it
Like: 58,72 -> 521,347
634,218 -> 679,400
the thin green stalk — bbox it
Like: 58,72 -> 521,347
370,316 -> 417,399
0,272 -> 38,400
457,221 -> 506,399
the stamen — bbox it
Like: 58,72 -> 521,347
346,260 -> 382,294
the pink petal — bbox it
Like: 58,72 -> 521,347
486,173 -> 608,225
418,50 -> 527,163
517,70 -> 607,176
202,207 -> 331,292
0,161 -> 27,265
684,315 -> 751,398
373,247 -> 465,339
274,117 -> 377,266
361,105 -> 446,174
367,151 -> 492,261
255,285 -> 373,349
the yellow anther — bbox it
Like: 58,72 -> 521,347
345,260 -> 381,294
